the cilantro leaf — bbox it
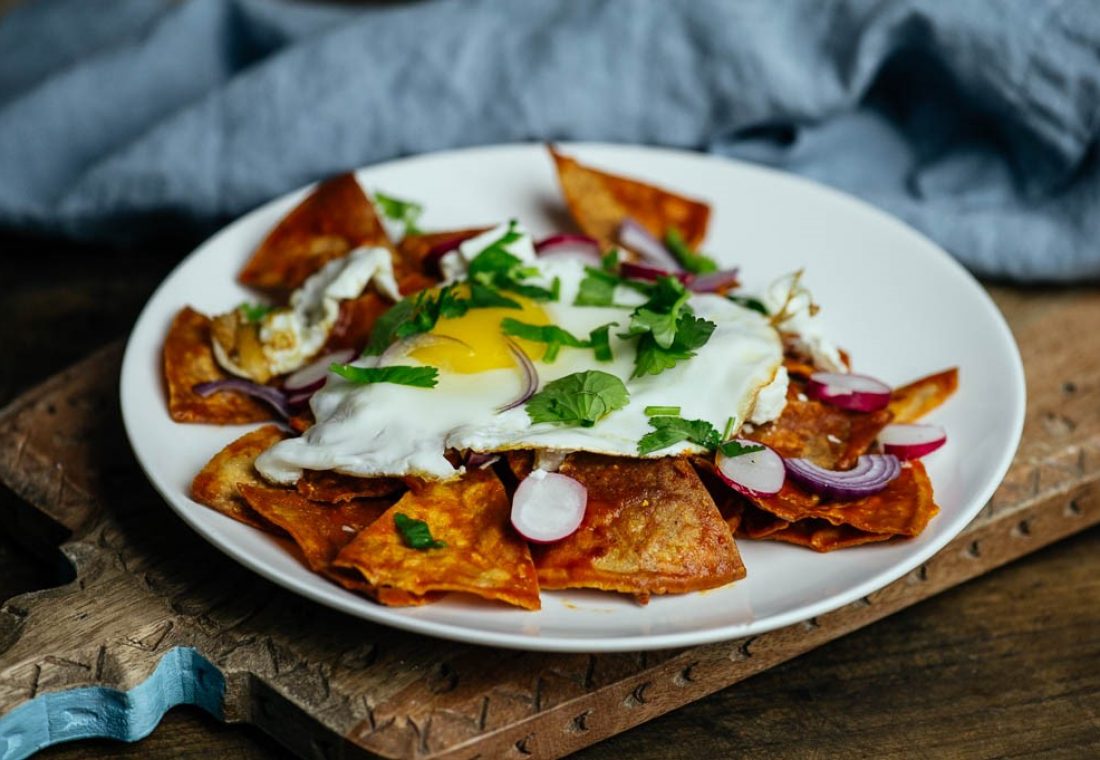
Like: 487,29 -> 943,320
574,267 -> 620,307
500,318 -> 589,363
364,297 -> 418,355
237,302 -> 273,323
718,440 -> 765,458
727,294 -> 769,315
631,312 -> 715,378
637,415 -> 722,455
588,323 -> 614,362
525,371 -> 629,428
374,192 -> 424,235
329,363 -> 439,388
394,513 -> 445,550
465,221 -> 558,302
468,281 -> 521,309
601,248 -> 621,272
664,228 -> 718,274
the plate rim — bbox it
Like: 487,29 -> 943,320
120,140 -> 1026,652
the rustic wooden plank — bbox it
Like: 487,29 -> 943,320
0,285 -> 1098,758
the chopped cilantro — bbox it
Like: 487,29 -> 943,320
718,439 -> 765,458
374,191 -> 423,235
574,267 -> 621,307
601,248 -> 621,272
466,221 -> 559,302
664,228 -> 718,274
644,405 -> 681,416
329,363 -> 439,388
500,318 -> 616,363
394,513 -> 445,550
727,294 -> 769,315
468,281 -> 521,309
630,312 -> 716,378
636,414 -> 764,456
525,370 -> 629,428
237,302 -> 273,323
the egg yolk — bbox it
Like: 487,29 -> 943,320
409,286 -> 550,373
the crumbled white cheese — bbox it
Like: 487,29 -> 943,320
749,365 -> 789,425
763,272 -> 844,372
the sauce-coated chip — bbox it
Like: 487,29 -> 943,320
889,368 -> 959,423
191,425 -> 289,529
238,173 -> 393,294
334,468 -> 540,610
164,307 -> 274,425
297,470 -> 405,503
549,146 -> 710,250
534,454 -> 745,599
744,461 -> 939,547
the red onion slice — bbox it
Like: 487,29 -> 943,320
715,440 -> 785,497
618,218 -> 681,270
284,349 -> 357,393
511,469 -> 588,543
806,372 -> 892,412
784,454 -> 901,500
286,391 -> 314,409
688,268 -> 740,293
619,261 -> 693,285
878,423 -> 947,460
534,233 -> 602,264
496,337 -> 539,413
193,379 -> 290,419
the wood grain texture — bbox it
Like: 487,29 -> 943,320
0,284 -> 1097,758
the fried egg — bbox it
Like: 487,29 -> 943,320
256,223 -> 789,484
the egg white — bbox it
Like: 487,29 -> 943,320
255,229 -> 787,484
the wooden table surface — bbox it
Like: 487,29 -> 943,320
1,233 -> 1098,758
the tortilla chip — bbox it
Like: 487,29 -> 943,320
744,461 -> 939,543
191,425 -> 290,529
533,454 -> 745,597
690,457 -> 748,534
164,307 -> 275,424
747,379 -> 891,469
333,468 -> 541,610
549,146 -> 710,250
236,483 -> 427,605
889,368 -> 959,423
297,470 -> 405,503
757,519 -> 896,551
238,173 -> 393,293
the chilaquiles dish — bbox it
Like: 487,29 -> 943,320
165,147 -> 957,610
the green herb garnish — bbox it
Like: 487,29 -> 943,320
526,370 -> 630,428
664,228 -> 718,274
727,294 -> 769,315
618,276 -> 715,378
394,513 -> 445,550
374,191 -> 424,235
644,405 -> 681,416
467,221 -> 558,302
501,319 -> 616,363
329,363 -> 439,388
636,414 -> 765,456
574,266 -> 621,307
238,302 -> 274,323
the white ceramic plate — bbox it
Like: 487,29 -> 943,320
121,143 -> 1025,652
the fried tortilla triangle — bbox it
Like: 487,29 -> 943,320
238,173 -> 394,293
164,307 -> 274,425
534,454 -> 745,601
549,145 -> 710,250
191,424 -> 290,529
334,468 -> 541,610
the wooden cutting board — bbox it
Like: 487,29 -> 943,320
0,285 -> 1098,760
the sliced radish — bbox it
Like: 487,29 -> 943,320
284,349 -> 357,393
878,423 -> 946,460
806,372 -> 891,412
785,454 -> 901,500
535,233 -> 602,264
716,440 -> 785,497
511,469 -> 587,544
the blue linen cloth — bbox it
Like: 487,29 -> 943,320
0,0 -> 1097,281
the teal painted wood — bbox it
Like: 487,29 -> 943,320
0,647 -> 224,760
